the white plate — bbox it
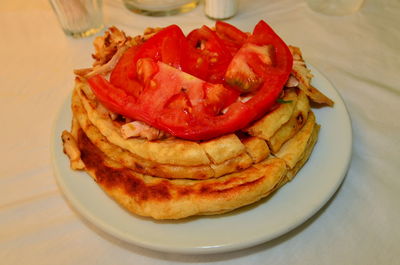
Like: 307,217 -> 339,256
51,66 -> 352,255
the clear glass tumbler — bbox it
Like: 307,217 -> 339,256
49,0 -> 104,38
123,0 -> 199,16
307,0 -> 364,16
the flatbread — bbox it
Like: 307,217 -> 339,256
62,81 -> 324,219
63,87 -> 322,219
244,88 -> 298,140
200,134 -> 246,164
268,89 -> 310,153
60,27 -> 334,219
276,111 -> 320,181
77,128 -> 288,219
245,88 -> 311,154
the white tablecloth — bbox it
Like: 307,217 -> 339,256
1,0 -> 399,264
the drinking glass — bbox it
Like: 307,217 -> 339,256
49,0 -> 104,38
123,0 -> 199,16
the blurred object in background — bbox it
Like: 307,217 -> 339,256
49,0 -> 104,38
307,0 -> 364,15
123,0 -> 199,16
204,0 -> 238,20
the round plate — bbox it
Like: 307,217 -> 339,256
51,66 -> 352,254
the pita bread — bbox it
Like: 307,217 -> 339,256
244,88 -> 298,140
77,127 -> 288,219
268,89 -> 310,153
276,111 -> 320,181
64,85 -> 322,219
60,27 -> 334,219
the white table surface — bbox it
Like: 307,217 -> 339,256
1,0 -> 399,264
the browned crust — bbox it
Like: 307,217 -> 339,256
78,129 -> 288,219
68,96 -> 321,219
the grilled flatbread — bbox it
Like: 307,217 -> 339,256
77,127 -> 288,219
60,26 -> 334,220
63,83 -> 322,219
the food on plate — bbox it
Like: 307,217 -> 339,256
62,20 -> 333,219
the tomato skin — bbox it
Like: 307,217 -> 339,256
243,20 -> 293,118
186,25 -> 232,83
89,75 -> 135,115
169,20 -> 292,140
203,83 -> 239,115
136,25 -> 187,66
109,45 -> 144,98
215,21 -> 248,44
215,20 -> 248,56
180,45 -> 209,81
115,25 -> 187,81
250,21 -> 292,77
136,58 -> 159,84
109,25 -> 187,98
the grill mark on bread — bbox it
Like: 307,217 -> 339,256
78,128 -> 276,203
79,129 -> 172,201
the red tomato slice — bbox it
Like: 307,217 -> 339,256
109,45 -> 144,98
88,20 -> 292,140
237,20 -> 293,120
186,25 -> 232,83
138,62 -> 200,116
139,61 -> 235,118
215,21 -> 248,45
203,83 -> 239,115
109,25 -> 187,98
215,20 -> 248,56
136,57 -> 159,85
136,25 -> 187,68
225,43 -> 275,92
88,75 -> 149,121
114,24 -> 187,83
180,45 -> 209,81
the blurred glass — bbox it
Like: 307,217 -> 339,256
307,0 -> 364,15
49,0 -> 104,38
123,0 -> 199,16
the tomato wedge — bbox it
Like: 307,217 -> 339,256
87,20 -> 293,140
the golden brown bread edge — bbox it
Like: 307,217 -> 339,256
77,128 -> 288,220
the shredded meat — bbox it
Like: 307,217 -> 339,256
285,75 -> 299,87
289,46 -> 334,106
74,27 -> 143,78
143,27 -> 163,40
92,26 -> 132,66
121,121 -> 168,141
62,130 -> 85,170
